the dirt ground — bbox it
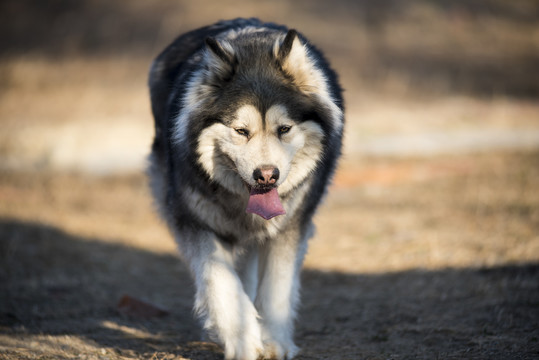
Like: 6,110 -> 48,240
0,151 -> 538,360
1,1 -> 539,359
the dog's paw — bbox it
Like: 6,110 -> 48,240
219,323 -> 264,360
261,337 -> 299,359
220,300 -> 264,360
223,337 -> 263,360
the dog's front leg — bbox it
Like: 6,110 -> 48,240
255,228 -> 310,359
181,232 -> 263,360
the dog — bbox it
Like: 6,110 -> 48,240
148,18 -> 344,360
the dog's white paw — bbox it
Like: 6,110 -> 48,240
223,335 -> 263,360
214,315 -> 263,360
218,297 -> 264,360
261,330 -> 299,360
261,340 -> 299,359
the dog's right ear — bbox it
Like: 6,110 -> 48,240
204,37 -> 236,82
205,37 -> 235,64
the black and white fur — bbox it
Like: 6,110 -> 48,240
148,18 -> 344,360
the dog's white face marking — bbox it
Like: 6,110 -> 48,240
196,104 -> 324,196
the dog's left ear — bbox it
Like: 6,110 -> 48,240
275,30 -> 322,93
275,30 -> 306,68
277,29 -> 299,60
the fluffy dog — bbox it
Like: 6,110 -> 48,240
148,18 -> 344,359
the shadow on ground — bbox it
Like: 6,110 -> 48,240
1,219 -> 538,359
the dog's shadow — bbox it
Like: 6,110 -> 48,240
1,219 -> 537,359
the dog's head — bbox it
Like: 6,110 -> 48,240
174,29 -> 343,219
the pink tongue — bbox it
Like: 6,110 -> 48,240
246,187 -> 286,220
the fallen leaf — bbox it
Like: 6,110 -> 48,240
117,295 -> 169,318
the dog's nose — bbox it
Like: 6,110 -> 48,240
253,166 -> 280,186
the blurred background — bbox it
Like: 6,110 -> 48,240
1,0 -> 539,173
1,1 -> 538,359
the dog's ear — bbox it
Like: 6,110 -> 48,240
277,29 -> 299,60
275,30 -> 322,93
205,37 -> 234,64
204,37 -> 236,82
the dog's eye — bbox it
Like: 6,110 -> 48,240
235,128 -> 249,137
278,125 -> 292,135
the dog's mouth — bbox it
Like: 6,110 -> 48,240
245,185 -> 286,220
